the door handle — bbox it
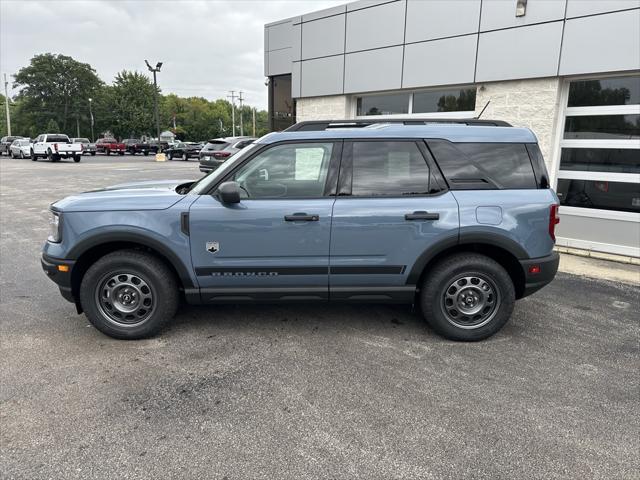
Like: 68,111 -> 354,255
284,213 -> 319,222
405,211 -> 439,221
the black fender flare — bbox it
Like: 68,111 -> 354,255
67,230 -> 196,289
405,230 -> 529,285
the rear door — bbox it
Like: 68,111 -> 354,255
329,140 -> 459,301
189,141 -> 342,302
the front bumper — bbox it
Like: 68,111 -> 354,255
519,252 -> 559,298
41,253 -> 75,303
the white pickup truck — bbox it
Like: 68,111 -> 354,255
32,133 -> 83,162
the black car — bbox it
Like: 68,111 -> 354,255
165,142 -> 202,161
0,136 -> 25,156
123,139 -> 159,156
199,136 -> 256,173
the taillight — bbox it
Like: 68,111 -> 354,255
549,204 -> 560,241
80,144 -> 84,152
54,143 -> 58,152
213,151 -> 231,159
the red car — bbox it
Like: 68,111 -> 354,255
95,138 -> 126,155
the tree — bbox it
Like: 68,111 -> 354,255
45,119 -> 60,132
13,53 -> 103,135
109,71 -> 157,139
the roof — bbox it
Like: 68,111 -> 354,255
258,123 -> 538,145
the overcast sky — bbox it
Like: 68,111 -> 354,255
0,0 -> 343,109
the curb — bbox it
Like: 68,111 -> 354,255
554,246 -> 640,266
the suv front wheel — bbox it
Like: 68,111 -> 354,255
80,250 -> 179,339
420,253 -> 515,341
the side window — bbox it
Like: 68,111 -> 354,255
427,141 -> 537,189
232,143 -> 333,199
350,141 -> 431,196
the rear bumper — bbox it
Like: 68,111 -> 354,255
41,253 -> 75,303
519,252 -> 559,298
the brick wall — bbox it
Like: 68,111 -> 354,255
296,95 -> 351,121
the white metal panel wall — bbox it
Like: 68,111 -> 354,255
559,9 -> 640,76
265,0 -> 640,97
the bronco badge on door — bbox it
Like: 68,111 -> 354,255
206,242 -> 219,254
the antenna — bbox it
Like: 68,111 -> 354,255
476,99 -> 491,119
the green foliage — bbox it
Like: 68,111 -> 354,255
110,71 -> 156,139
7,53 -> 270,141
45,118 -> 60,132
13,53 -> 103,136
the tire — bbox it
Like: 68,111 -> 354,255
91,152 -> 96,156
106,149 -> 111,156
419,253 -> 515,341
20,151 -> 25,159
168,153 -> 173,160
73,155 -> 81,163
119,151 -> 124,156
182,153 -> 188,161
31,150 -> 37,161
143,151 -> 149,156
47,149 -> 58,162
79,250 -> 179,340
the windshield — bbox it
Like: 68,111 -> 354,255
189,142 -> 261,195
74,138 -> 90,143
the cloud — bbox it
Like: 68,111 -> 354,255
0,0 -> 344,108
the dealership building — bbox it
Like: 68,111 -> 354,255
264,0 -> 640,257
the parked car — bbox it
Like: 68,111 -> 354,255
0,136 -> 25,156
96,137 -> 125,155
123,138 -> 159,156
41,119 -> 559,341
31,133 -> 83,162
71,138 -> 96,156
199,136 -> 256,173
9,138 -> 32,159
165,142 -> 202,161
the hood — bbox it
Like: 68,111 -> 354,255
52,179 -> 196,212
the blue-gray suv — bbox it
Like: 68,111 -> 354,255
42,119 -> 560,341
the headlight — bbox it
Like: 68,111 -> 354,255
48,211 -> 61,243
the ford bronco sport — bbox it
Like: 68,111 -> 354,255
42,119 -> 559,341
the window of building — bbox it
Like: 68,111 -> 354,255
355,87 -> 476,117
557,74 -> 640,217
350,141 -> 431,196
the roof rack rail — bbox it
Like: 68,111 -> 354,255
284,118 -> 512,132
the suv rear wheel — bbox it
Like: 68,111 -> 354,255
420,253 -> 515,341
80,250 -> 179,339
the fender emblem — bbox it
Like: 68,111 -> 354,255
206,242 -> 219,254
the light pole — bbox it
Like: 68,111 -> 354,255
238,91 -> 244,136
88,98 -> 94,142
3,74 -> 11,136
227,91 -> 237,137
145,60 -> 162,148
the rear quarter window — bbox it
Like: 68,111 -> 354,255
47,135 -> 70,143
427,141 -> 537,189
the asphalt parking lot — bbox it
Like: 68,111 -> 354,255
0,154 -> 638,479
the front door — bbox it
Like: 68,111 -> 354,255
329,140 -> 460,301
189,141 -> 341,302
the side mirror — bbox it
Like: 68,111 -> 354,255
217,181 -> 241,204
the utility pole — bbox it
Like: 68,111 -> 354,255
238,91 -> 244,136
3,74 -> 11,136
145,60 -> 163,147
252,108 -> 256,137
76,116 -> 80,138
227,91 -> 237,137
88,98 -> 95,142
